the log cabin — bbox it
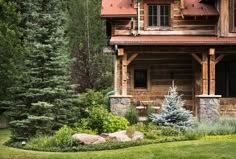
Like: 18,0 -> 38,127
101,0 -> 236,121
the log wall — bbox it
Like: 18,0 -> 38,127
127,53 -> 194,111
113,0 -> 218,36
220,98 -> 236,117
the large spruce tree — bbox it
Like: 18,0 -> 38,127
0,0 -> 22,110
9,0 -> 79,141
68,0 -> 112,92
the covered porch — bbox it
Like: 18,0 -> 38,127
109,36 -> 236,121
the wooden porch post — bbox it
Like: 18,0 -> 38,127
202,53 -> 209,95
122,52 -> 128,96
209,48 -> 216,95
116,56 -> 121,95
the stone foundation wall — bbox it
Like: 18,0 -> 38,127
109,95 -> 131,116
197,95 -> 221,122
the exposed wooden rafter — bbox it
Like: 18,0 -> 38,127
127,53 -> 139,65
215,54 -> 225,64
191,53 -> 202,64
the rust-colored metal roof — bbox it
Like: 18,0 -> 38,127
182,0 -> 219,16
110,36 -> 236,45
101,0 -> 137,17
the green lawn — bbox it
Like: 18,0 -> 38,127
0,129 -> 236,159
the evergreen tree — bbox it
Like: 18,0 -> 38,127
0,0 -> 22,109
9,0 -> 79,141
149,83 -> 192,131
68,0 -> 112,92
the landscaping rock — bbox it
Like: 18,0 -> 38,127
131,131 -> 144,141
101,130 -> 144,142
72,133 -> 106,145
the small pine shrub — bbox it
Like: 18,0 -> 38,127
149,83 -> 192,131
125,106 -> 139,125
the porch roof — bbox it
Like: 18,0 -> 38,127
110,36 -> 236,46
182,0 -> 219,17
101,0 -> 137,18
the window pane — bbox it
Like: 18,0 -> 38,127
153,15 -> 157,26
148,16 -> 152,26
153,5 -> 157,15
160,5 -> 165,15
165,6 -> 170,15
160,16 -> 164,26
149,6 -> 153,15
165,16 -> 169,26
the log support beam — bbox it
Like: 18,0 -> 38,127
209,48 -> 215,95
202,53 -> 209,95
122,52 -> 128,96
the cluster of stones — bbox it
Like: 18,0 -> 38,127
72,130 -> 144,145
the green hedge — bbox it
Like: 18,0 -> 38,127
6,136 -> 187,152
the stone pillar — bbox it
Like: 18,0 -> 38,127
109,95 -> 132,116
196,95 -> 222,122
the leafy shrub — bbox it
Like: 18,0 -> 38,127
103,115 -> 128,133
134,122 -> 146,133
73,119 -> 97,135
125,106 -> 139,125
54,125 -> 74,148
161,127 -> 182,136
88,107 -> 128,133
126,126 -> 136,138
79,90 -> 108,109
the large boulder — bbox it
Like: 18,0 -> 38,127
101,130 -> 144,142
132,131 -> 144,141
72,133 -> 106,145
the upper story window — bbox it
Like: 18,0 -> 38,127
148,5 -> 170,27
230,0 -> 236,32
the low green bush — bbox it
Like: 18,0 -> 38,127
54,125 -> 74,148
16,136 -> 187,152
103,115 -> 128,133
26,135 -> 56,148
187,118 -> 236,137
126,126 -> 136,138
125,106 -> 139,125
78,90 -> 108,109
161,127 -> 182,136
73,118 -> 97,135
88,107 -> 128,133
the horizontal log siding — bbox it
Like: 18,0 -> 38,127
127,54 -> 194,111
113,0 -> 218,36
220,98 -> 236,117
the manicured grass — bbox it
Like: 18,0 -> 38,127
0,129 -> 236,159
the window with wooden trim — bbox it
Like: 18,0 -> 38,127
230,0 -> 236,32
134,70 -> 147,89
148,5 -> 170,27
